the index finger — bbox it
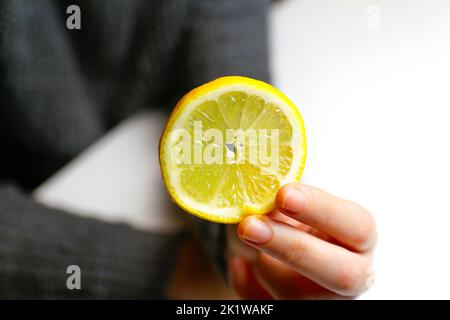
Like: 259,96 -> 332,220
275,183 -> 377,252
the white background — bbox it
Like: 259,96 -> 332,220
271,0 -> 450,299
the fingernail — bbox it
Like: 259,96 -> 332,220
239,217 -> 272,244
280,187 -> 307,214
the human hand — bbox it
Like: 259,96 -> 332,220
227,183 -> 377,299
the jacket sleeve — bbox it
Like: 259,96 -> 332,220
0,183 -> 184,298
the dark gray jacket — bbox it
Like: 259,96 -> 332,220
0,0 -> 270,298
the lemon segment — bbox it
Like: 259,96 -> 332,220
159,76 -> 306,223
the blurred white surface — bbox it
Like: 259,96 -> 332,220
270,0 -> 450,299
33,112 -> 184,233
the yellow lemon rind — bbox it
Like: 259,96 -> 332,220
159,76 -> 307,224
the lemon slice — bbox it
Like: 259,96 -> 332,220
159,76 -> 306,223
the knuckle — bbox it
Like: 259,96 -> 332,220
352,211 -> 377,251
283,234 -> 307,265
335,261 -> 369,296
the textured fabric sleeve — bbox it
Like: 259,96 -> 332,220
0,184 -> 184,298
181,0 -> 272,280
